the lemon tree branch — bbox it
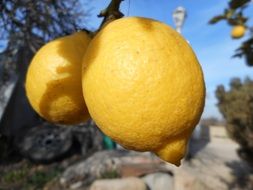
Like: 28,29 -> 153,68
98,0 -> 124,29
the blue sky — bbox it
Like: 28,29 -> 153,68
84,0 -> 253,119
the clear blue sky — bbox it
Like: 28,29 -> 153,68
83,0 -> 253,119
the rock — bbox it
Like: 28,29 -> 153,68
16,120 -> 103,164
0,76 -> 17,122
60,150 -> 173,189
70,181 -> 83,189
71,121 -> 103,155
120,163 -> 172,177
43,178 -> 63,190
142,172 -> 174,190
18,124 -> 73,163
89,177 -> 147,190
120,152 -> 162,165
60,150 -> 127,187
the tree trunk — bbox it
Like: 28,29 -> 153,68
0,47 -> 40,138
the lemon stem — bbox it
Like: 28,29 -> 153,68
98,0 -> 124,30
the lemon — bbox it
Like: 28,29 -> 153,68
26,31 -> 90,124
231,25 -> 246,39
82,17 -> 205,166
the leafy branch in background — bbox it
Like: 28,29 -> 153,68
209,0 -> 253,66
0,0 -> 89,80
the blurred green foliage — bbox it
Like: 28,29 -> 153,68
216,77 -> 253,166
0,162 -> 62,190
100,169 -> 120,179
2,168 -> 28,183
26,169 -> 62,189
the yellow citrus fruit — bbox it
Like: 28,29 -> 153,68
82,17 -> 205,166
231,25 -> 246,39
26,31 -> 90,124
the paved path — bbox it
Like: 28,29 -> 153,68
166,138 -> 251,190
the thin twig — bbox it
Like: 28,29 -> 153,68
98,0 -> 124,30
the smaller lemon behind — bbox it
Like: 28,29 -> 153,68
26,31 -> 91,124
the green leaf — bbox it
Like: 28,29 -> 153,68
229,0 -> 250,9
227,18 -> 240,26
233,38 -> 253,66
208,15 -> 226,24
225,9 -> 235,18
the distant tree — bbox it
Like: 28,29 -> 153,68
216,77 -> 253,166
200,117 -> 225,127
209,0 -> 253,66
0,0 -> 88,80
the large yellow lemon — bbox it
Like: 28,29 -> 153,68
26,31 -> 90,124
82,17 -> 205,166
231,25 -> 246,39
